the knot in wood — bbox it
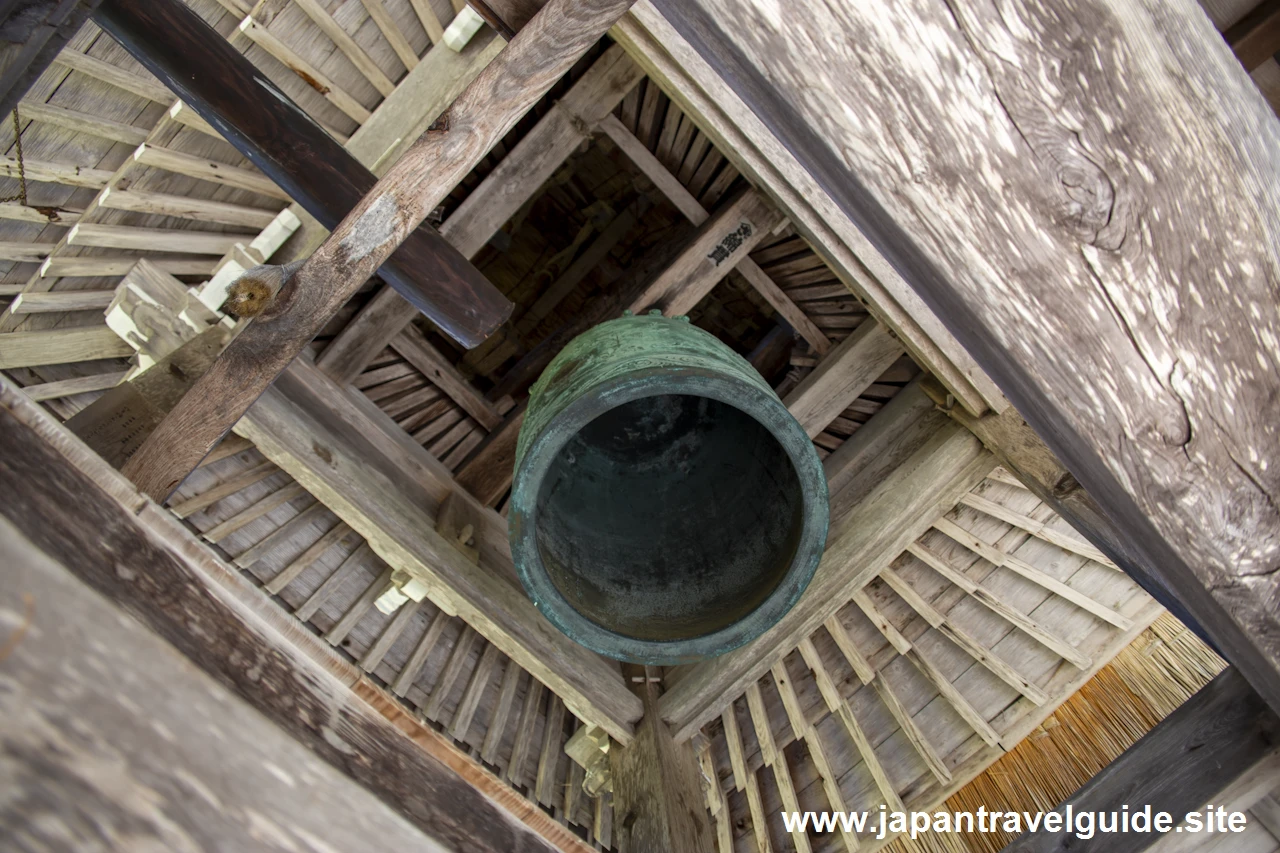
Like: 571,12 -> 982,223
225,276 -> 275,318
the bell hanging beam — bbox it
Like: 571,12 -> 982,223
93,0 -> 512,350
118,0 -> 639,502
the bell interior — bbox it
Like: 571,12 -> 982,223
533,392 -> 806,644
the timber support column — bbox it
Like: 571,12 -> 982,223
610,666 -> 713,853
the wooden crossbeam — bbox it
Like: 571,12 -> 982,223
67,223 -> 244,255
783,317 -> 905,437
98,187 -> 281,229
233,358 -> 641,741
316,44 -> 644,384
0,327 -> 132,369
119,0 -> 640,501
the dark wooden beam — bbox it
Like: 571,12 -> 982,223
94,0 -> 511,350
0,376 -> 564,853
114,0 -> 638,502
648,0 -> 1280,713
0,0 -> 102,117
1002,668 -> 1280,853
1225,0 -> 1280,72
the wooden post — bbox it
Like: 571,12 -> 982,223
116,0 -> 637,501
93,0 -> 511,350
610,667 -> 713,853
1003,668 -> 1280,853
648,0 -> 1280,714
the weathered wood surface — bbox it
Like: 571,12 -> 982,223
611,670 -> 714,853
119,0 -> 637,501
234,358 -> 642,742
1004,668 -> 1280,853
0,512 -> 459,853
94,0 -> 509,348
0,377 -> 561,853
0,0 -> 103,117
651,0 -> 1280,713
784,318 -> 904,438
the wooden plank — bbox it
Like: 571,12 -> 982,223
238,502 -> 332,570
425,625 -> 480,719
167,460 -> 278,518
40,256 -> 219,278
534,694 -> 567,806
9,290 -> 116,314
627,186 -> 783,315
99,187 -> 280,228
236,16 -> 372,123
722,702 -> 748,792
315,44 -> 644,384
203,482 -> 306,542
67,223 -> 243,255
53,48 -> 172,103
18,99 -> 149,145
117,0 -> 637,502
360,598 -> 423,671
296,541 -> 374,622
21,370 -> 126,402
0,376 -> 578,853
325,566 -> 393,644
782,318 -> 904,438
481,658 -> 523,764
450,641 -> 503,741
233,361 -> 641,742
133,144 -> 290,200
507,677 -> 545,787
360,0 -> 421,70
659,423 -> 992,740
0,327 -> 132,369
746,677 -> 811,853
1006,669 -> 1280,853
0,156 -> 113,189
391,326 -> 503,429
392,610 -> 452,697
262,519 -> 348,597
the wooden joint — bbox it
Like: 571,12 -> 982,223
566,724 -> 612,797
438,490 -> 481,563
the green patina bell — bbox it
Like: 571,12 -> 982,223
509,312 -> 829,665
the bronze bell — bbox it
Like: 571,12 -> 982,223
509,313 -> 829,664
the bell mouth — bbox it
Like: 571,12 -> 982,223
511,370 -> 828,665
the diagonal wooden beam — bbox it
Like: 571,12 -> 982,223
626,186 -> 783,316
95,0 -> 510,348
232,358 -> 642,742
118,0 -> 640,502
782,317 -> 905,437
315,44 -> 645,385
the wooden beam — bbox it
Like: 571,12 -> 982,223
38,255 -> 218,279
53,48 -> 172,103
783,318 -> 904,437
627,186 -> 783,316
233,358 -> 642,741
96,0 -> 510,348
132,144 -> 289,200
119,0 -> 639,501
655,0 -> 1280,714
1003,668 -> 1280,853
0,156 -> 113,189
315,44 -> 644,384
610,669 -> 714,853
9,290 -> 117,315
0,327 -> 132,369
67,223 -> 243,255
658,418 -> 993,740
0,377 -> 584,853
98,187 -> 281,229
455,401 -> 526,505
18,99 -> 149,146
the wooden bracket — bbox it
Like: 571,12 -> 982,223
375,489 -> 482,614
566,724 -> 612,797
